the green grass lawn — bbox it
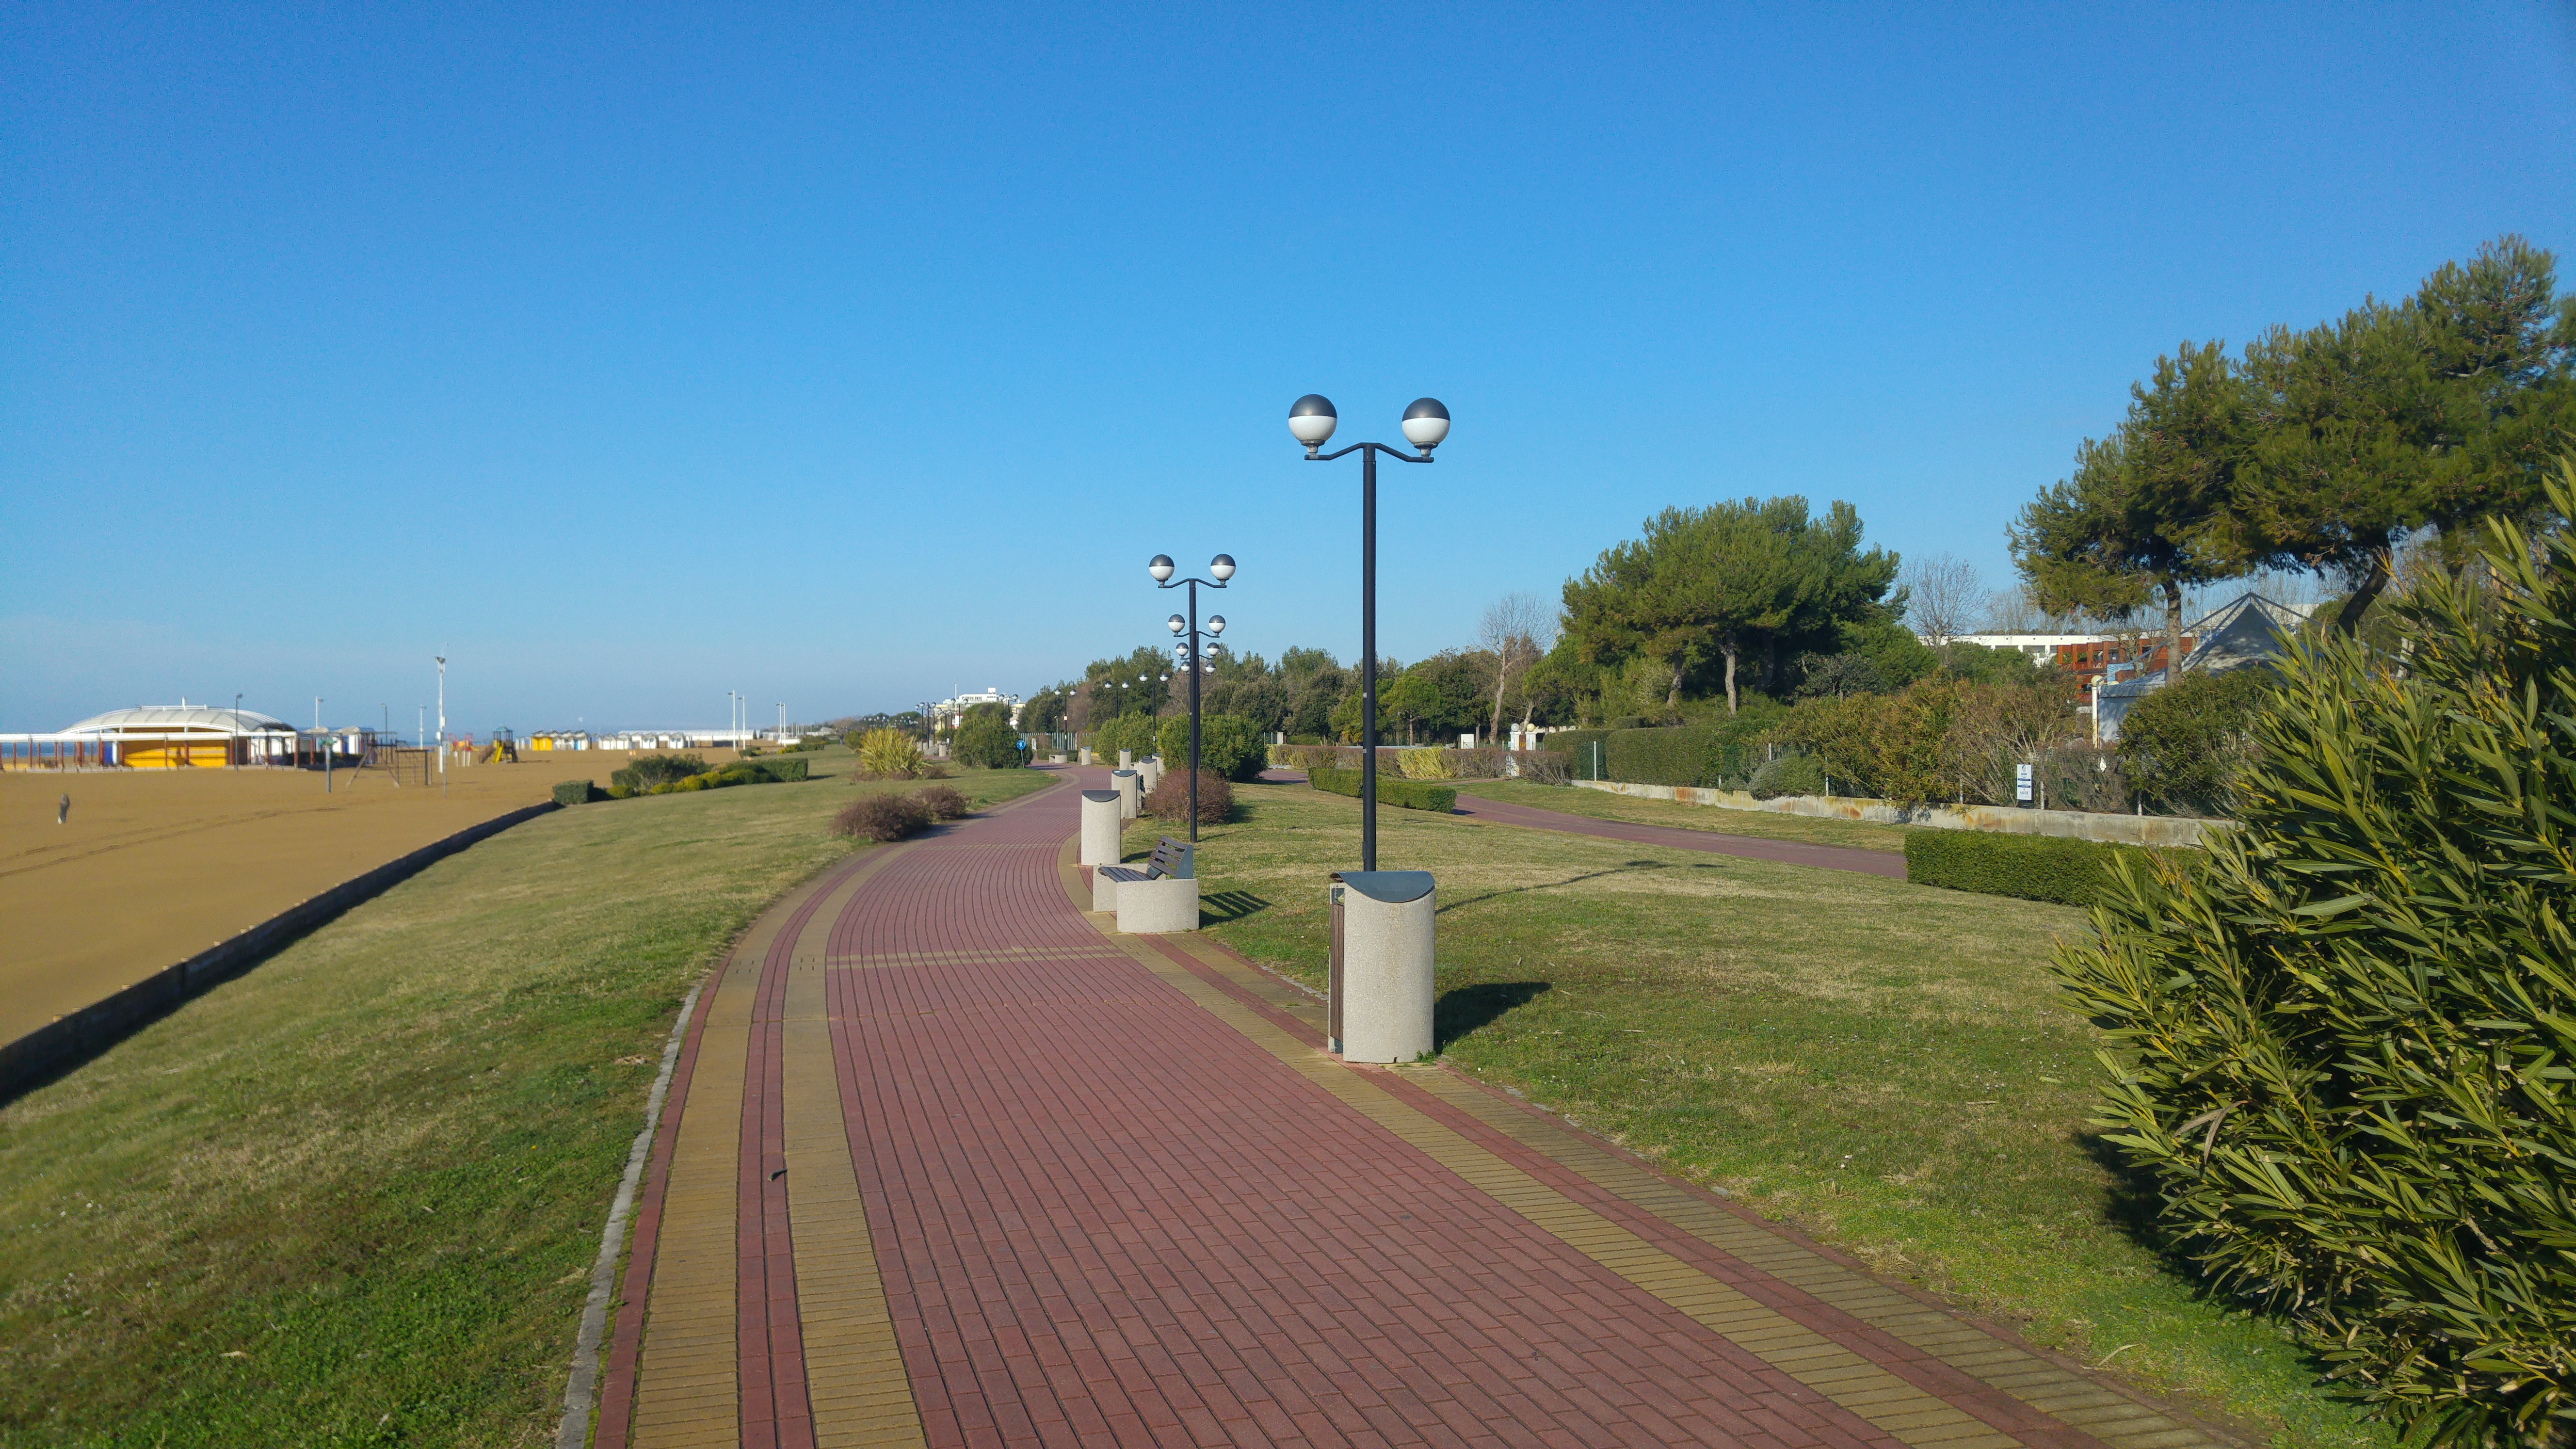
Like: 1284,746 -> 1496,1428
1454,777 -> 1910,852
1136,780 -> 2382,1449
0,753 -> 1054,1447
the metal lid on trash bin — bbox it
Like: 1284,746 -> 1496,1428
1329,870 -> 1435,904
1081,789 -> 1120,803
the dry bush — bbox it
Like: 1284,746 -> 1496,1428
913,785 -> 968,821
831,793 -> 928,842
1446,747 -> 1511,779
1397,747 -> 1456,780
1144,769 -> 1231,825
1509,749 -> 1571,784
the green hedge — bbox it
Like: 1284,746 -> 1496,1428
1306,766 -> 1456,813
551,780 -> 599,806
727,756 -> 808,783
1549,725 -> 1766,788
1904,829 -> 2165,906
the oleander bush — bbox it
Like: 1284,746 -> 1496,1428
2054,467 -> 2576,1448
913,785 -> 969,821
1747,753 -> 1825,800
1144,768 -> 1233,825
1904,828 -> 2164,906
951,714 -> 1027,770
1154,713 -> 1268,782
855,728 -> 926,780
1306,766 -> 1456,813
831,792 -> 930,842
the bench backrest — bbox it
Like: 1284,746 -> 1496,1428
1143,835 -> 1194,881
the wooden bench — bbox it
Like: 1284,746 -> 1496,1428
1093,836 -> 1198,932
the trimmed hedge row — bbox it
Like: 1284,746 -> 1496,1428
1548,725 -> 1765,789
552,780 -> 601,806
1904,829 -> 2167,906
1306,766 -> 1457,813
603,754 -> 813,799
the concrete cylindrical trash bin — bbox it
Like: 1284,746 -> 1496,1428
1329,870 -> 1436,1063
1079,747 -> 1094,766
1118,749 -> 1133,768
1138,759 -> 1161,793
1112,769 -> 1141,820
1079,790 -> 1122,867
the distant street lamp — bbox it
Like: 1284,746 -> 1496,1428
1148,552 -> 1236,841
1288,395 -> 1450,870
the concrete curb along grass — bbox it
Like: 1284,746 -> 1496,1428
555,973 -> 707,1449
0,798 -> 564,1105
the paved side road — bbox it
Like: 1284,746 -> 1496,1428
590,767 -> 2219,1449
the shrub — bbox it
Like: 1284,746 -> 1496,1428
1541,723 -> 1770,789
1086,713 -> 1158,766
1397,747 -> 1455,780
550,779 -> 597,806
831,792 -> 929,842
855,728 -> 925,780
1153,713 -> 1268,782
615,751 -> 708,792
913,785 -> 968,821
1746,753 -> 1824,800
952,714 -> 1027,770
1904,828 -> 2163,906
1510,749 -> 1571,785
1306,766 -> 1456,813
738,756 -> 809,783
1445,747 -> 1510,779
606,784 -> 635,799
1144,768 -> 1232,825
2114,667 -> 2273,816
2054,469 -> 2576,1446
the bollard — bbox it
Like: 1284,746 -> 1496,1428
1328,871 -> 1436,1063
1118,749 -> 1133,768
1079,747 -> 1094,766
1078,790 -> 1121,868
1111,769 -> 1141,820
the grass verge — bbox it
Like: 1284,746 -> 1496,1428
1139,781 -> 2382,1449
1456,777 -> 1911,852
0,753 -> 1054,1446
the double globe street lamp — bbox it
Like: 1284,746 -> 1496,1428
1148,551 -> 1235,841
1288,395 -> 1450,871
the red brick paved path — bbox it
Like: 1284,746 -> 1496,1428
596,767 -> 2217,1449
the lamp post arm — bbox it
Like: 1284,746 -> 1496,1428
1155,576 -> 1228,591
1307,441 -> 1435,466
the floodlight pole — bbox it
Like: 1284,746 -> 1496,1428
435,656 -> 447,796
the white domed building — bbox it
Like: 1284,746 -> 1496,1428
2,703 -> 301,770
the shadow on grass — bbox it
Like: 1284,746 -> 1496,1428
1436,860 -> 1670,914
1199,890 -> 1271,924
1436,981 -> 1552,1050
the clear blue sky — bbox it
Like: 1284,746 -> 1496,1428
6,3 -> 2571,736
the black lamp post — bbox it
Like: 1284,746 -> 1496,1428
1149,552 -> 1235,841
1288,395 -> 1450,871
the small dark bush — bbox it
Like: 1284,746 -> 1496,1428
1306,766 -> 1456,813
832,793 -> 930,842
914,785 -> 969,821
725,756 -> 809,784
1608,716 -> 1646,731
1145,769 -> 1232,824
1904,828 -> 2169,906
1747,754 -> 1824,800
551,780 -> 597,806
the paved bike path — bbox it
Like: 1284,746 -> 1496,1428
591,768 -> 2214,1449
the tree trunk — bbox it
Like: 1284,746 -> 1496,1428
1723,644 -> 1739,715
1762,636 -> 1779,692
2161,580 -> 2185,678
2336,549 -> 2394,637
1666,659 -> 1684,708
1489,644 -> 1512,743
